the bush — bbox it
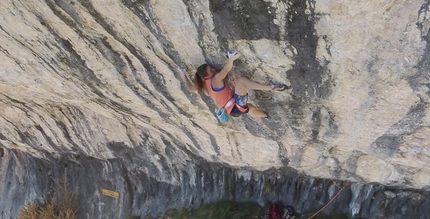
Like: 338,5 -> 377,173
18,176 -> 78,219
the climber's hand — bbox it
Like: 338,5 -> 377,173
227,51 -> 241,61
178,67 -> 187,75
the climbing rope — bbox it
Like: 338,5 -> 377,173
259,119 -> 350,219
307,183 -> 350,219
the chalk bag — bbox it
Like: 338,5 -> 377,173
216,108 -> 229,123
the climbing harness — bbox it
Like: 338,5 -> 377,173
216,98 -> 235,123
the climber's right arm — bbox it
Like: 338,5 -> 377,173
180,68 -> 197,92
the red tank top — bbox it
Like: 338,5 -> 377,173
204,79 -> 234,114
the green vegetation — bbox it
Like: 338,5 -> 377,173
148,201 -> 353,219
300,213 -> 349,219
160,201 -> 263,219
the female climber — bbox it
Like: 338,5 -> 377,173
180,52 -> 288,121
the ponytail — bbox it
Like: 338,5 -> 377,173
194,64 -> 208,93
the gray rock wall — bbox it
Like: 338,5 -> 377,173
1,148 -> 429,219
0,0 -> 430,218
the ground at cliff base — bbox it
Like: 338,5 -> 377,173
137,201 -> 354,219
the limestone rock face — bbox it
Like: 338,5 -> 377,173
0,0 -> 429,196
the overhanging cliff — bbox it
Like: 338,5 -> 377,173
0,0 -> 430,218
